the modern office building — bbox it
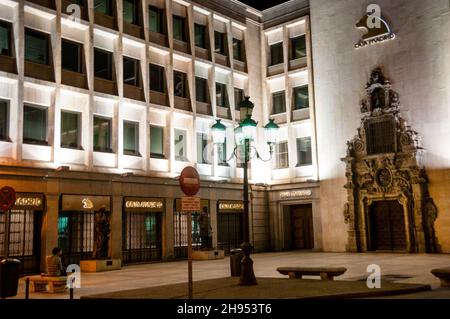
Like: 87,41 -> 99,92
0,0 -> 448,274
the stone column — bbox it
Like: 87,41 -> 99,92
110,195 -> 123,260
163,197 -> 174,260
41,193 -> 59,272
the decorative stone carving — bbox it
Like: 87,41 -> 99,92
341,67 -> 440,253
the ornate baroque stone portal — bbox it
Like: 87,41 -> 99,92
341,68 -> 439,253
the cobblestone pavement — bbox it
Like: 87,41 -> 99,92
10,251 -> 450,299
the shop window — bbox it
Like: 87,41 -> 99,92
270,42 -> 283,66
61,111 -> 81,149
62,39 -> 83,73
150,125 -> 164,158
275,141 -> 289,169
23,105 -> 48,145
293,85 -> 309,110
123,121 -> 139,156
123,0 -> 139,25
214,31 -> 226,55
196,132 -> 209,164
296,137 -> 312,166
272,91 -> 286,114
149,63 -> 165,93
123,56 -> 140,87
216,83 -> 229,108
195,77 -> 208,103
173,15 -> 186,42
233,38 -> 243,61
0,100 -> 9,141
194,24 -> 206,49
0,22 -> 11,56
174,128 -> 187,161
174,71 -> 187,98
234,88 -> 244,111
149,6 -> 163,34
94,48 -> 113,81
93,116 -> 112,152
25,29 -> 49,65
94,0 -> 113,15
291,35 -> 307,60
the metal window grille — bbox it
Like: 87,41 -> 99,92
122,212 -> 162,264
173,211 -> 201,259
217,213 -> 243,255
366,119 -> 396,155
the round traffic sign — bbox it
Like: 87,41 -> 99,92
179,166 -> 200,196
0,186 -> 16,211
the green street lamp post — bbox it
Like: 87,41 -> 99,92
211,96 -> 279,286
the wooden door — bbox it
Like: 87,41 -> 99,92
291,205 -> 314,250
369,201 -> 407,251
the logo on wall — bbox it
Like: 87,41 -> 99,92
355,4 -> 395,49
82,198 -> 94,209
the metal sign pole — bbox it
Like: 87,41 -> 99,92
187,211 -> 193,299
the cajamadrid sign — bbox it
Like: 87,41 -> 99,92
355,4 -> 395,49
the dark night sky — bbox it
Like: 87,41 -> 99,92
238,0 -> 291,11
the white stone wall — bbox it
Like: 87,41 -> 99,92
310,0 -> 450,252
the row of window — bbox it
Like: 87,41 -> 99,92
0,100 -> 312,168
272,85 -> 309,114
269,35 -> 307,66
67,0 -> 246,61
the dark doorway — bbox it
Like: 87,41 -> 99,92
122,212 -> 162,264
369,201 -> 407,251
290,204 -> 314,250
217,212 -> 243,254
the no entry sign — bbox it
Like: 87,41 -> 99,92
0,186 -> 16,211
179,166 -> 200,196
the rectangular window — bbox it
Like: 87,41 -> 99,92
0,23 -> 11,56
150,125 -> 164,158
174,129 -> 187,161
123,56 -> 140,86
291,35 -> 306,60
123,121 -> 139,156
25,29 -> 49,65
275,141 -> 289,169
234,88 -> 244,111
194,24 -> 206,49
93,116 -> 112,152
214,31 -> 226,55
270,42 -> 283,66
293,85 -> 309,110
23,105 -> 47,145
218,138 -> 227,166
123,0 -> 139,25
233,38 -> 243,61
173,16 -> 186,42
196,132 -> 209,164
149,64 -> 165,92
174,71 -> 187,98
149,6 -> 163,34
94,0 -> 112,15
195,77 -> 208,103
296,137 -> 312,166
0,100 -> 8,140
216,83 -> 229,108
61,111 -> 80,149
366,120 -> 396,155
94,48 -> 113,80
272,91 -> 286,114
62,39 -> 82,73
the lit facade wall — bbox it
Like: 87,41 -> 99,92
311,0 -> 450,252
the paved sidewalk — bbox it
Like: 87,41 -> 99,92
11,251 -> 450,299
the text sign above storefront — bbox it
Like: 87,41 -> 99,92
179,166 -> 200,196
14,194 -> 45,210
218,201 -> 244,212
279,189 -> 312,200
124,198 -> 164,212
0,186 -> 16,211
181,196 -> 201,212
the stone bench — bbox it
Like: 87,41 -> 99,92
26,275 -> 68,293
431,268 -> 450,287
277,267 -> 347,280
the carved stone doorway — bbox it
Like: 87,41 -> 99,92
341,68 -> 440,254
368,201 -> 406,252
